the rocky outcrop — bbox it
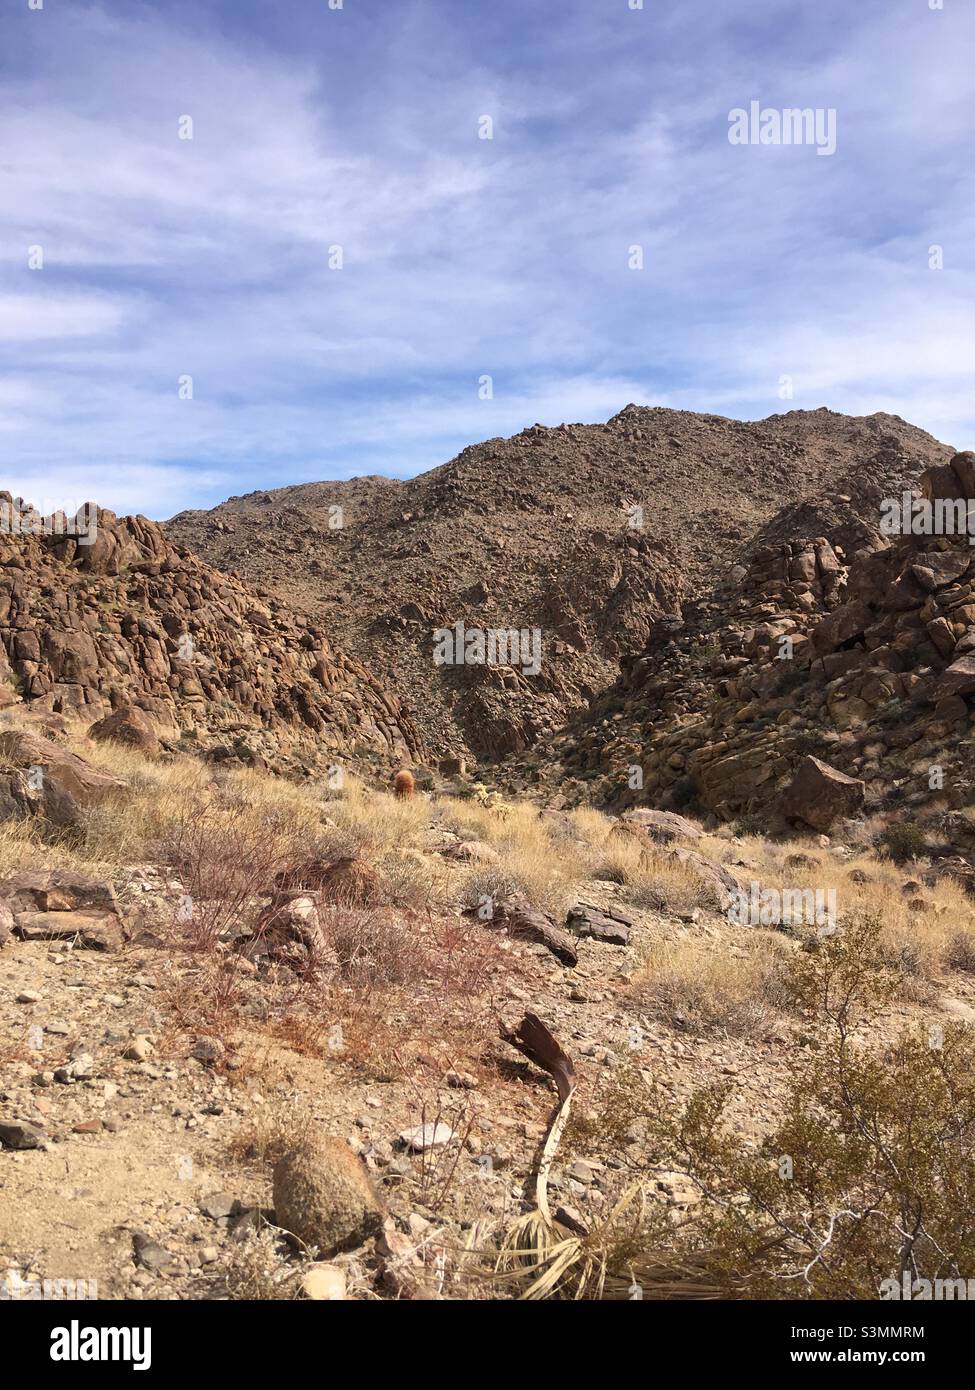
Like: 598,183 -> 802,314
0,496 -> 422,774
0,728 -> 127,827
780,756 -> 866,832
0,869 -> 127,951
530,450 -> 975,835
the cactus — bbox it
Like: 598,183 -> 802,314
393,769 -> 415,799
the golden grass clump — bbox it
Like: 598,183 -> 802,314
630,930 -> 794,1037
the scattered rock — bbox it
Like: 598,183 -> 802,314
0,1119 -> 45,1150
301,1263 -> 348,1301
398,1123 -> 455,1153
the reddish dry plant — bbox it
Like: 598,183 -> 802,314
161,794 -> 307,950
393,1051 -> 479,1213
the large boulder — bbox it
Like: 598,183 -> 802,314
0,728 -> 126,827
780,756 -> 866,832
272,1138 -> 384,1257
88,704 -> 161,758
619,809 -> 701,844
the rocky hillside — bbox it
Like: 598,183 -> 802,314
529,451 -> 975,852
169,408 -> 951,769
0,496 -> 420,776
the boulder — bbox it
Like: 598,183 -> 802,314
619,809 -> 701,844
272,1138 -> 384,1257
88,704 -> 161,757
932,656 -> 975,700
12,909 -> 124,952
0,870 -> 126,951
780,756 -> 866,832
471,892 -> 578,966
0,728 -> 126,827
565,903 -> 632,945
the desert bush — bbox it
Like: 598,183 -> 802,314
945,929 -> 975,974
564,1051 -> 652,1156
325,907 -> 429,988
374,850 -> 442,909
879,821 -> 929,864
642,914 -> 975,1298
160,793 -> 308,948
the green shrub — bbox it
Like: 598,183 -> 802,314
643,915 -> 975,1298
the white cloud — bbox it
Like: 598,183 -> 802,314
1,0 -> 973,517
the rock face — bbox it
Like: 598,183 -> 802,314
0,496 -> 421,775
169,407 -> 949,767
272,1138 -> 384,1257
780,756 -> 866,831
523,444 -> 975,836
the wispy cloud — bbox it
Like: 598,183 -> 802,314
1,0 -> 973,516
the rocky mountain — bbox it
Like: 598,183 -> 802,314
0,496 -> 420,775
168,406 -> 951,771
528,450 -> 975,851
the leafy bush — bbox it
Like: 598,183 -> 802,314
879,821 -> 929,864
644,915 -> 975,1298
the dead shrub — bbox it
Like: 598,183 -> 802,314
945,929 -> 975,973
632,932 -> 793,1037
160,794 -> 306,949
325,906 -> 429,988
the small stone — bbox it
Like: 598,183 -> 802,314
301,1263 -> 347,1300
0,1119 -> 45,1150
122,1037 -> 153,1062
191,1036 -> 225,1065
398,1123 -> 455,1152
199,1192 -> 236,1220
132,1232 -> 174,1271
567,1159 -> 595,1185
16,991 -> 41,1005
445,1070 -> 477,1090
45,1021 -> 70,1036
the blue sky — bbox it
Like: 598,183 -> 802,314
2,0 -> 973,517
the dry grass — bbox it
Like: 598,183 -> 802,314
702,831 -> 975,984
446,800 -> 590,919
631,930 -> 795,1037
